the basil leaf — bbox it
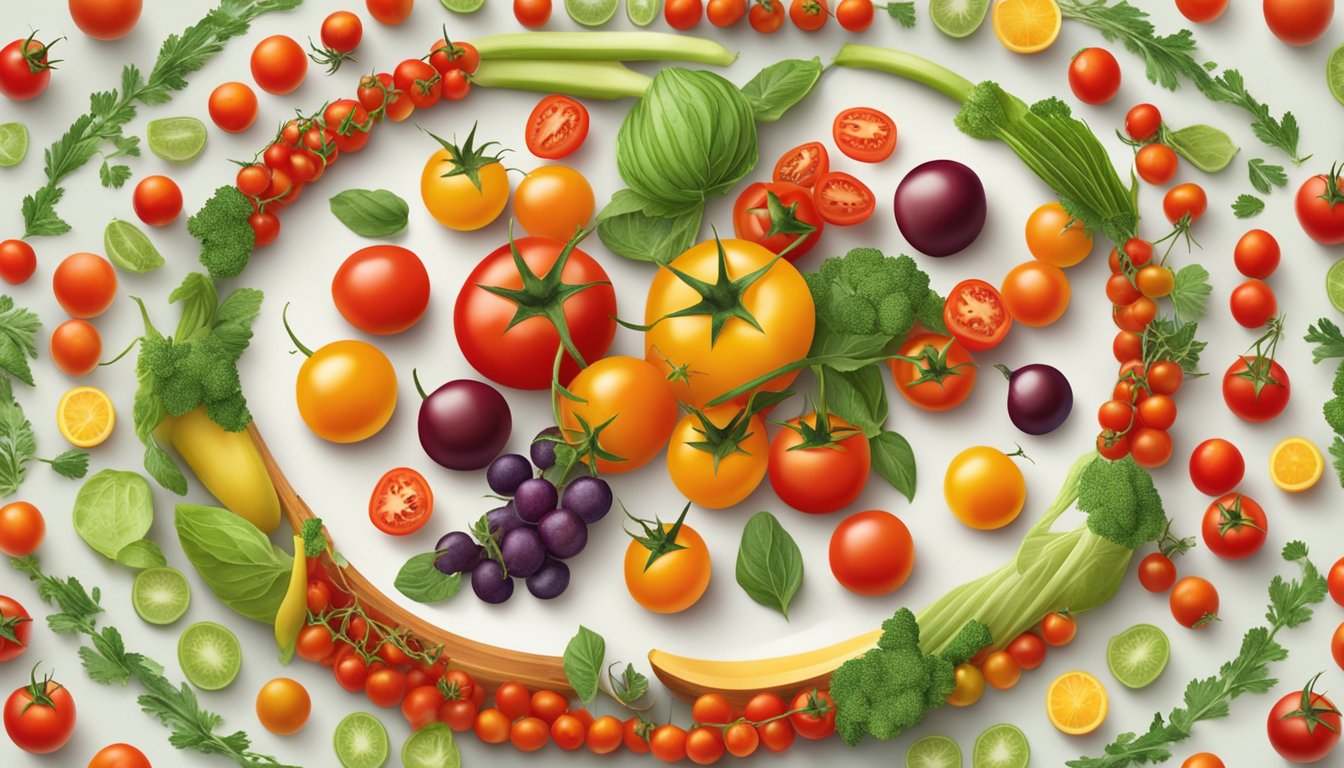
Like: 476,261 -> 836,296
329,188 -> 409,237
1166,124 -> 1238,173
735,511 -> 803,619
826,366 -> 888,438
741,58 -> 823,123
563,626 -> 605,705
114,539 -> 167,570
73,470 -> 155,561
395,552 -> 462,604
597,190 -> 702,265
870,430 -> 917,502
175,503 -> 292,624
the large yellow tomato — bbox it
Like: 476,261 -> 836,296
645,239 -> 814,407
943,446 -> 1027,530
420,144 -> 509,231
666,404 -> 769,509
624,509 -> 711,614
559,356 -> 677,474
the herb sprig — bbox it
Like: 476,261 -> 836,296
11,555 -> 297,768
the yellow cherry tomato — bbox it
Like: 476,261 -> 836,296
559,356 -> 678,474
644,238 -> 814,407
255,677 -> 311,735
513,165 -> 595,241
286,306 -> 397,444
624,508 -> 711,614
1025,201 -> 1093,268
944,446 -> 1027,530
666,404 -> 769,509
420,140 -> 509,231
946,663 -> 985,707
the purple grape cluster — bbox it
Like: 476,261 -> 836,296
430,431 -> 613,604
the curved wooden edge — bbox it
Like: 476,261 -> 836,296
247,423 -> 573,695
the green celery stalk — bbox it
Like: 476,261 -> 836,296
474,31 -> 736,66
473,60 -> 652,100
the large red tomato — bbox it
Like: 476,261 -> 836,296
0,595 -> 30,662
455,236 -> 617,390
1266,675 -> 1341,762
4,673 -> 76,754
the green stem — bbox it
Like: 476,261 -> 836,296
473,59 -> 652,100
474,32 -> 737,66
832,45 -> 975,104
281,303 -> 313,357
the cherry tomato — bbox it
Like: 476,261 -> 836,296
69,0 -> 142,40
1125,103 -> 1162,141
1176,0 -> 1227,22
514,0 -> 553,26
0,595 -> 31,662
365,668 -> 408,708
437,698 -> 477,732
323,100 -> 372,154
1137,394 -> 1177,430
789,690 -> 836,740
724,722 -> 759,757
745,692 -> 786,722
1138,552 -> 1178,592
87,742 -> 151,768
514,165 -> 595,241
623,513 -> 711,614
249,211 -> 280,247
707,0 -> 748,25
495,681 -> 531,721
944,445 -> 1026,530
1233,228 -> 1280,278
1006,632 -> 1046,670
1134,142 -> 1178,185
732,181 -> 823,261
757,718 -> 796,751
4,670 -> 75,754
773,141 -> 829,188
255,678 -> 310,735
441,69 -> 470,101
1068,47 -> 1122,104
1041,612 -> 1076,646
624,716 -> 653,754
832,106 -> 896,163
1333,622 -> 1344,672
981,650 -> 1022,690
1113,331 -> 1142,363
0,35 -> 56,101
1164,183 -> 1207,224
52,252 -> 116,319
205,80 -> 258,133
1202,493 -> 1267,560
1229,279 -> 1276,328
333,650 -> 368,692
1170,576 -> 1219,628
665,0 -> 704,27
367,467 -> 433,536
305,581 -> 330,614
650,724 -> 688,762
1182,754 -> 1226,768
587,715 -> 624,754
549,713 -> 584,750
525,95 -> 589,160
790,0 -> 828,30
1025,201 -> 1093,267
1264,0 -> 1334,46
1223,354 -> 1290,423
1147,360 -> 1183,395
250,35 -> 306,95
511,716 -> 549,752
944,278 -> 1012,351
332,245 -> 429,335
946,663 -> 985,707
1098,399 -> 1134,433
692,693 -> 734,725
1001,260 -> 1070,327
749,0 -> 786,32
829,510 -> 915,595
401,685 -> 444,730
1296,167 -> 1344,244
1330,557 -> 1344,607
560,356 -> 678,474
1097,430 -> 1131,460
474,708 -> 510,744
769,413 -> 870,514
1266,675 -> 1341,761
320,11 -> 362,53
366,0 -> 413,25
812,171 -> 875,225
132,175 -> 183,227
1184,438 -> 1244,499
890,333 -> 976,412
0,240 -> 35,286
530,689 -> 569,724
835,0 -> 874,30
394,59 -> 440,109
1130,427 -> 1172,468
685,725 -> 725,764
48,319 -> 101,377
1135,264 -> 1175,298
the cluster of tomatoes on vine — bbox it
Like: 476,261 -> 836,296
512,0 -> 885,33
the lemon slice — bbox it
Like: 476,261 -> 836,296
57,386 -> 115,448
1269,437 -> 1323,492
1046,670 -> 1109,735
993,0 -> 1062,54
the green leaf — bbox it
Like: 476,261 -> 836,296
329,188 -> 410,237
168,273 -> 217,342
394,552 -> 462,604
826,366 -> 888,438
734,511 -> 804,619
104,219 -> 165,273
1232,194 -> 1264,218
870,430 -> 917,502
175,503 -> 292,624
596,190 -> 702,265
1248,158 -> 1287,194
100,161 -> 132,189
22,185 -> 70,237
613,663 -> 649,705
43,449 -> 89,479
73,470 -> 155,561
1170,264 -> 1211,321
114,539 -> 167,570
886,0 -> 916,26
1142,318 -> 1206,374
740,58 -> 823,123
0,380 -> 34,496
1165,124 -> 1237,173
563,626 -> 605,705
0,296 -> 40,387
1306,319 -> 1344,364
1325,437 -> 1344,488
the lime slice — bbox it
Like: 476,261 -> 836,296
132,567 -> 191,625
104,219 -> 165,273
1327,258 -> 1344,313
626,0 -> 662,25
402,723 -> 460,768
1328,44 -> 1344,106
932,0 -> 991,38
178,621 -> 242,691
0,123 -> 27,167
1107,623 -> 1170,689
566,0 -> 620,26
334,712 -> 389,768
146,117 -> 206,165
908,734 -> 963,768
972,724 -> 1029,768
440,0 -> 486,11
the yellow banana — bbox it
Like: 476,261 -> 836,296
162,407 -> 281,533
274,535 -> 307,663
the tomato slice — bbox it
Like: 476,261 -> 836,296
812,172 -> 875,226
525,95 -> 590,160
832,107 -> 897,163
772,141 -> 830,188
943,279 -> 1012,351
369,467 -> 434,535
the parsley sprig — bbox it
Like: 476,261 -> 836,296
10,555 -> 297,768
21,0 -> 302,238
1069,541 -> 1327,767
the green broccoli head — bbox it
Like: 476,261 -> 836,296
189,186 -> 256,280
806,249 -> 936,341
1029,96 -> 1073,120
1333,362 -> 1344,398
953,82 -> 1012,140
915,289 -> 948,334
1077,455 -> 1167,550
1326,396 -> 1344,435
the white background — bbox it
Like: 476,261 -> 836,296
3,0 -> 1344,766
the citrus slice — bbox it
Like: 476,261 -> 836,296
626,0 -> 662,25
402,723 -> 460,768
57,386 -> 116,448
1046,670 -> 1109,735
0,122 -> 27,167
933,0 -> 991,38
146,117 -> 207,164
1270,437 -> 1324,492
992,0 -> 1062,54
972,723 -> 1029,768
334,712 -> 390,768
1106,623 -> 1169,689
178,621 -> 242,691
566,0 -> 620,25
132,566 -> 191,625
907,733 -> 963,767
1327,258 -> 1344,313
104,219 -> 165,273
440,0 -> 486,11
1328,43 -> 1344,106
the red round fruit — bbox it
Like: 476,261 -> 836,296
1068,47 -> 1122,104
1229,279 -> 1276,328
1201,493 -> 1268,560
49,319 -> 102,377
1234,229 -> 1280,278
1188,438 -> 1244,496
1264,0 -> 1334,46
0,595 -> 31,662
250,35 -> 307,95
828,510 -> 914,596
1138,553 -> 1177,593
69,0 -> 143,40
52,252 -> 117,318
368,467 -> 433,536
0,240 -> 36,285
1124,103 -> 1161,141
132,175 -> 183,227
332,245 -> 429,335
525,95 -> 589,160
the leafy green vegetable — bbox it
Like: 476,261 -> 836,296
395,552 -> 462,604
886,0 -> 916,26
99,135 -> 139,188
0,296 -> 41,386
72,470 -> 155,562
740,58 -> 822,123
1304,318 -> 1344,364
735,512 -> 803,619
596,191 -> 702,265
1169,264 -> 1210,321
0,379 -> 88,496
1163,123 -> 1237,173
1232,194 -> 1265,218
329,188 -> 410,237
1142,317 -> 1206,374
611,663 -> 650,706
104,219 -> 165,273
189,186 -> 256,280
1070,542 -> 1326,767
563,626 -> 606,705
1249,158 -> 1288,194
175,503 -> 292,624
114,539 -> 167,570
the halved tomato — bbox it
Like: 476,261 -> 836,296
369,467 -> 433,535
813,172 -> 875,226
772,141 -> 829,188
525,95 -> 590,160
943,279 -> 1012,351
832,107 -> 896,163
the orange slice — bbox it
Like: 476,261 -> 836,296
57,386 -> 115,448
1269,437 -> 1323,492
1046,670 -> 1108,735
993,0 -> 1063,54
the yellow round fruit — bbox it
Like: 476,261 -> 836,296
993,0 -> 1063,54
57,385 -> 115,448
1269,436 -> 1323,492
1047,670 -> 1109,735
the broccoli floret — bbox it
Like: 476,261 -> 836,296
807,249 -> 936,342
876,293 -> 914,337
189,186 -> 256,280
952,81 -> 1014,140
1029,96 -> 1073,120
1325,396 -> 1344,435
830,608 -> 992,746
1077,455 -> 1167,549
1333,363 -> 1344,398
916,289 -> 947,334
205,396 -> 251,432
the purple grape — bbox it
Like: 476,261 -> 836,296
433,531 -> 482,574
562,476 -> 612,524
485,503 -> 523,537
530,428 -> 560,470
418,379 -> 512,470
500,527 -> 546,577
471,560 -> 514,604
486,454 -> 532,496
526,558 -> 570,600
537,509 -> 587,559
514,478 -> 558,525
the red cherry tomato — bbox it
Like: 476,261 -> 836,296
773,141 -> 829,188
1124,103 -> 1161,141
1201,493 -> 1267,560
52,252 -> 117,319
132,175 -> 183,227
943,279 -> 1012,351
1264,0 -> 1334,46
1138,552 -> 1177,592
1188,438 -> 1244,495
812,171 -> 875,226
332,245 -> 430,335
1068,47 -> 1122,104
828,510 -> 914,596
0,240 -> 36,285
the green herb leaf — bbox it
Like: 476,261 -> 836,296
395,552 -> 462,604
1143,317 -> 1206,374
23,185 -> 70,238
1329,437 -> 1344,488
826,366 -> 888,439
887,1 -> 916,27
596,190 -> 702,265
563,626 -> 606,705
1305,319 -> 1344,363
1248,158 -> 1288,194
740,58 -> 823,123
870,429 -> 917,502
734,511 -> 804,619
42,449 -> 89,479
114,539 -> 168,570
104,219 -> 165,273
329,188 -> 410,237
73,470 -> 155,562
1232,194 -> 1264,218
0,380 -> 35,496
0,296 -> 40,387
1170,264 -> 1211,321
1165,124 -> 1238,173
613,663 -> 649,705
175,503 -> 292,624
